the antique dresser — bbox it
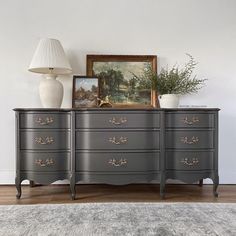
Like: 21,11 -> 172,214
14,108 -> 219,199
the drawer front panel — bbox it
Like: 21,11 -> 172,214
76,131 -> 160,150
166,131 -> 213,149
76,112 -> 160,129
20,113 -> 70,129
20,131 -> 70,150
20,152 -> 70,171
166,151 -> 214,170
166,113 -> 214,128
76,152 -> 160,172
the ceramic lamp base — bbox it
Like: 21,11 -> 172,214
39,75 -> 63,108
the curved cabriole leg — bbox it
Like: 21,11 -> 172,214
199,179 -> 203,187
213,174 -> 219,197
160,187 -> 165,200
70,174 -> 76,200
71,186 -> 76,200
160,174 -> 166,200
15,177 -> 22,199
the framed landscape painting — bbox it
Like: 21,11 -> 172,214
87,55 -> 158,108
72,76 -> 99,108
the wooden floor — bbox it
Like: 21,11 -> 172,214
0,184 -> 236,205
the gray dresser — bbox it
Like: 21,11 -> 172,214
14,108 -> 219,199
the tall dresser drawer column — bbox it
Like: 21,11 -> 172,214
163,109 -> 219,199
14,109 -> 72,200
20,131 -> 70,150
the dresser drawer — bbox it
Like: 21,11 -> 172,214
20,131 -> 70,150
166,131 -> 214,149
20,113 -> 70,129
76,152 -> 159,172
20,152 -> 70,171
76,131 -> 160,150
166,151 -> 214,170
76,112 -> 160,129
166,113 -> 214,128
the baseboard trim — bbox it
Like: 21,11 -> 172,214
0,170 -> 235,184
0,170 -> 69,185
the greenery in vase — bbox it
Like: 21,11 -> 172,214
137,54 -> 207,95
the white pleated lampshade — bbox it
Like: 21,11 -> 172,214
28,38 -> 72,75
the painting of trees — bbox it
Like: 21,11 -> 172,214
93,62 -> 152,105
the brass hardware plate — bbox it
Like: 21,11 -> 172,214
182,116 -> 199,125
109,117 -> 127,125
35,158 -> 54,167
181,158 -> 199,166
108,136 -> 128,145
180,136 -> 199,144
108,158 -> 127,167
35,117 -> 54,125
35,136 -> 54,145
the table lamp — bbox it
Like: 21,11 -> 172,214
28,38 -> 72,108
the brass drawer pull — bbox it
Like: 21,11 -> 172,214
181,158 -> 199,166
35,158 -> 54,167
108,158 -> 127,167
35,117 -> 54,125
108,136 -> 128,145
35,136 -> 54,145
109,117 -> 127,125
183,116 -> 199,125
180,136 -> 199,144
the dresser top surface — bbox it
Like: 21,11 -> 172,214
13,108 -> 220,112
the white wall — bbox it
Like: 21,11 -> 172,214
0,0 -> 235,184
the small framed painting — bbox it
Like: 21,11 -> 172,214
87,55 -> 158,108
72,76 -> 99,108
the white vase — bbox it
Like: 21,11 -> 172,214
39,74 -> 63,108
158,94 -> 180,108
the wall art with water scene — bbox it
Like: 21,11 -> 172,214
72,76 -> 99,108
87,55 -> 157,108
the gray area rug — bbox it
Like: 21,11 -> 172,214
0,203 -> 235,236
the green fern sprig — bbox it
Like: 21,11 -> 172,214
140,54 -> 207,95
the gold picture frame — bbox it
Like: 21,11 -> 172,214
87,55 -> 158,108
